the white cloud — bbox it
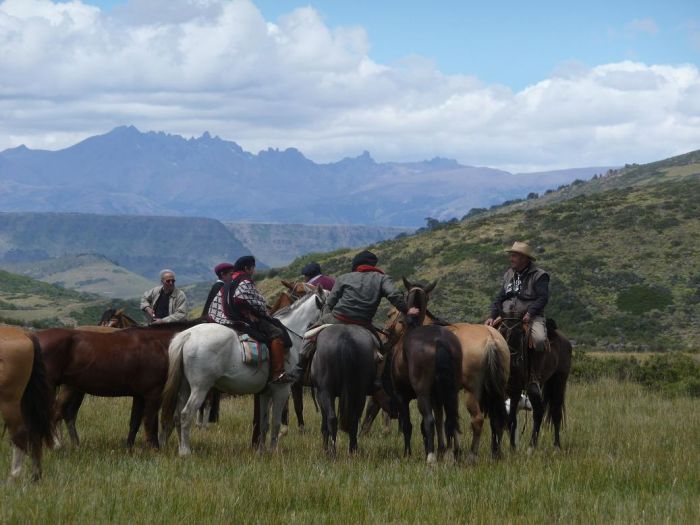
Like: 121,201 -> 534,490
0,0 -> 699,171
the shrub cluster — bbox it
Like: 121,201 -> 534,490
571,350 -> 700,397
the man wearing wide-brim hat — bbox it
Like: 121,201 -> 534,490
485,241 -> 550,397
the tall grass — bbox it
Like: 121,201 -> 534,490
2,380 -> 698,524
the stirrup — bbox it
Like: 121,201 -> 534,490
271,372 -> 295,384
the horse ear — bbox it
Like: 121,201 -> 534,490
424,280 -> 438,294
280,279 -> 294,290
402,277 -> 412,290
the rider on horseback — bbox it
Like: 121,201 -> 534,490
300,262 -> 336,291
485,241 -> 549,398
292,250 -> 419,383
218,255 -> 294,384
201,262 -> 236,319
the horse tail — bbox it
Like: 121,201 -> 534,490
481,332 -> 508,428
338,342 -> 366,434
20,334 -> 56,450
434,338 -> 460,439
161,331 -> 189,430
543,332 -> 571,429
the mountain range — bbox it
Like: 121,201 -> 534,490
0,126 -> 612,227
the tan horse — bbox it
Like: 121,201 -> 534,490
0,326 -> 54,481
376,301 -> 510,460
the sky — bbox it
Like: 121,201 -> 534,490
1,0 -> 699,171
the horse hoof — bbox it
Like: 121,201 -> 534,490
466,452 -> 477,465
426,452 -> 437,466
279,425 -> 289,437
527,446 -> 535,456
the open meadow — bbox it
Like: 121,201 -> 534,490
1,379 -> 698,524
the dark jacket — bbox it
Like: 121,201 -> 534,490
491,263 -> 549,319
323,269 -> 407,323
201,280 -> 225,318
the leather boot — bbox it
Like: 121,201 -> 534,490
291,337 -> 316,383
269,338 -> 293,384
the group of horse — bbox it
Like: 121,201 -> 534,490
0,278 -> 571,481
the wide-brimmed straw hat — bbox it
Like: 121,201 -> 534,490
505,241 -> 536,261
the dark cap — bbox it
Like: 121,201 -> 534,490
214,262 -> 235,276
233,255 -> 256,271
301,262 -> 322,278
351,250 -> 378,271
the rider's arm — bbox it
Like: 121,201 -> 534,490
527,274 -> 550,316
381,276 -> 408,314
321,279 -> 342,316
490,286 -> 507,320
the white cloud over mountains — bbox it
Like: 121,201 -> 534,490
1,0 -> 699,171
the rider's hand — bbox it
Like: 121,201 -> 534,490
407,307 -> 420,316
485,318 -> 494,326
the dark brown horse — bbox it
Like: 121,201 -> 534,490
36,322 -> 199,449
0,327 -> 54,481
384,281 -> 462,464
498,317 -> 571,450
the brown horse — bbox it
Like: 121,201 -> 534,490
0,326 -> 54,481
36,322 -> 199,449
498,317 -> 572,450
384,281 -> 462,464
366,280 -> 510,460
98,308 -> 139,328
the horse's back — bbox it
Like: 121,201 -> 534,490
179,323 -> 269,395
447,323 -> 509,376
312,324 -> 376,391
0,326 -> 34,400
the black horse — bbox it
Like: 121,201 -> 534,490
311,324 -> 377,457
499,317 -> 572,450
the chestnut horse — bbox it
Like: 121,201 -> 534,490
498,317 -> 571,450
36,322 -> 200,449
0,326 -> 54,481
384,282 -> 462,464
98,308 -> 139,328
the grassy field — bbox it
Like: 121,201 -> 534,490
1,380 -> 698,524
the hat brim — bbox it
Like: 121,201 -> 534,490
505,248 -> 536,261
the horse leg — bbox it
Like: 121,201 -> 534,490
546,375 -> 567,450
508,394 -> 519,450
417,395 -> 436,464
316,389 -> 337,458
251,393 -> 261,449
528,391 -> 544,452
126,396 -> 145,450
258,389 -> 272,452
279,399 -> 289,437
270,386 -> 290,450
179,386 -> 211,457
292,382 -> 305,432
397,397 -> 412,458
360,397 -> 380,436
10,445 -> 24,480
464,391 -> 483,462
196,391 -> 209,429
433,402 -> 446,456
208,389 -> 221,423
347,401 -> 362,455
63,389 -> 85,448
143,393 -> 161,449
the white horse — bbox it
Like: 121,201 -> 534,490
160,287 -> 327,456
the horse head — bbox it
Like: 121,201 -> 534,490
401,277 -> 438,327
98,308 -> 117,326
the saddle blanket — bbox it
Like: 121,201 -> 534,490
239,334 -> 268,367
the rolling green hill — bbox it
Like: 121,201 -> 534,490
1,254 -> 154,299
0,269 -> 141,328
261,149 -> 700,351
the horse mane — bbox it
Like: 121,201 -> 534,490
426,309 -> 451,326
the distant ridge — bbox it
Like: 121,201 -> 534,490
0,126 -> 613,227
